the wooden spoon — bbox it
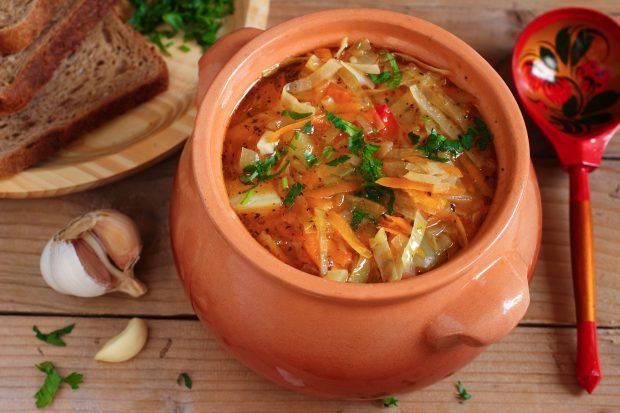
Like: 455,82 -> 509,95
512,7 -> 620,394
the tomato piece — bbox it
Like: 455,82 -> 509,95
375,104 -> 399,137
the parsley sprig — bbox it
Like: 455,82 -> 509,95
178,372 -> 193,389
282,110 -> 312,120
240,152 -> 289,185
283,183 -> 304,208
368,52 -> 402,90
127,0 -> 234,54
35,362 -> 83,409
382,396 -> 399,407
350,208 -> 377,230
418,129 -> 463,162
456,380 -> 472,401
33,324 -> 75,347
458,117 -> 493,150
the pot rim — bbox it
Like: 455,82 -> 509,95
189,8 -> 530,302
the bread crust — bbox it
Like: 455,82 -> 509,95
0,0 -> 111,115
0,0 -> 64,54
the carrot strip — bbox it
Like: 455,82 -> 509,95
305,182 -> 361,198
314,48 -> 333,59
375,177 -> 433,192
453,214 -> 469,247
403,156 -> 429,164
327,211 -> 372,258
457,154 -> 493,197
380,215 -> 413,236
303,232 -> 321,270
266,114 -> 325,143
404,189 -> 448,215
432,183 -> 466,195
323,83 -> 355,103
438,162 -> 464,177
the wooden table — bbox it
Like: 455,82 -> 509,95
1,1 -> 619,411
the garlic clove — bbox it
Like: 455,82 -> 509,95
39,209 -> 147,298
40,239 -> 107,298
94,318 -> 148,363
91,210 -> 142,272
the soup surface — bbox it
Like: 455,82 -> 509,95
223,38 -> 497,283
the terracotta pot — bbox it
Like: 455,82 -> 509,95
170,9 -> 542,398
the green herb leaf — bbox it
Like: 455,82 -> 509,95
34,362 -> 82,409
418,129 -> 463,160
127,0 -> 234,52
240,186 -> 256,205
178,44 -> 191,53
302,121 -> 314,134
326,155 -> 351,166
384,52 -> 402,89
322,146 -> 334,159
281,177 -> 289,190
368,72 -> 391,84
359,144 -> 383,182
382,396 -> 399,407
459,128 -> 476,150
408,132 -> 420,145
456,380 -> 472,401
305,153 -> 319,167
327,112 -> 363,141
281,110 -> 312,120
63,373 -> 83,390
420,115 -> 432,123
474,118 -> 493,150
177,372 -> 193,389
241,152 -> 289,185
283,183 -> 304,208
33,324 -> 75,347
358,183 -> 395,214
350,208 -> 377,230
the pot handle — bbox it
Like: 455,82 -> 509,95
425,254 -> 530,350
196,28 -> 264,107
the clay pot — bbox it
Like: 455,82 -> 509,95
170,9 -> 542,398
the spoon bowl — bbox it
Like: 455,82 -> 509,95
512,7 -> 620,394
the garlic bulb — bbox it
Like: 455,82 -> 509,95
40,209 -> 147,298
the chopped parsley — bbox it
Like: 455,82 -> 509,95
358,183 -> 395,214
127,0 -> 234,54
283,183 -> 304,208
33,324 -> 75,347
326,112 -> 363,144
458,117 -> 493,151
418,129 -> 463,161
322,146 -> 334,159
326,155 -> 351,166
302,121 -> 314,134
456,381 -> 472,401
408,131 -> 420,145
34,362 -> 83,409
359,144 -> 383,182
350,208 -> 377,230
368,52 -> 401,89
240,152 -> 289,185
240,187 -> 255,205
281,110 -> 312,120
305,153 -> 319,167
382,396 -> 399,407
178,44 -> 191,53
177,372 -> 193,389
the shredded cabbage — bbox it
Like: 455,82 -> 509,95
370,228 -> 398,282
256,131 -> 278,155
239,147 -> 259,171
325,269 -> 348,282
286,59 -> 342,93
341,61 -> 375,89
349,256 -> 370,283
315,208 -> 329,276
400,210 -> 427,275
335,37 -> 349,59
409,84 -> 461,139
229,183 -> 281,212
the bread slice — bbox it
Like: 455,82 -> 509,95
0,0 -> 64,54
0,12 -> 169,177
0,0 -> 111,115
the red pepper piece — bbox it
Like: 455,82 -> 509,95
375,104 -> 399,137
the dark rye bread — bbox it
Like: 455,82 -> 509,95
0,12 -> 169,177
0,0 -> 64,54
0,0 -> 111,114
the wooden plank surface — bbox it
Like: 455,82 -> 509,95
1,316 -> 619,413
1,158 -> 618,326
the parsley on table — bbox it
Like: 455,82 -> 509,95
34,362 -> 83,409
305,153 -> 319,167
350,208 -> 377,230
127,0 -> 234,54
283,183 -> 304,208
456,380 -> 472,401
408,132 -> 420,145
281,110 -> 312,120
177,372 -> 193,389
326,155 -> 351,166
382,396 -> 399,407
32,324 -> 75,347
368,52 -> 402,89
418,129 -> 463,161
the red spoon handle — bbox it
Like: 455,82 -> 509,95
569,166 -> 602,393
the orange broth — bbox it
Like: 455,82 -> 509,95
223,38 -> 497,283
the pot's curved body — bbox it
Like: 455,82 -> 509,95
170,9 -> 542,398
